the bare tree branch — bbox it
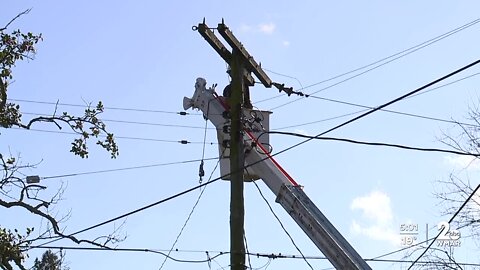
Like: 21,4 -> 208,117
0,9 -> 31,31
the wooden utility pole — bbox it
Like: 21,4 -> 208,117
194,19 -> 372,270
196,20 -> 277,270
229,51 -> 246,270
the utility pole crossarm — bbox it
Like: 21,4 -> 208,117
197,22 -> 255,86
197,23 -> 232,64
217,23 -> 272,88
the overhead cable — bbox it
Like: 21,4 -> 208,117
36,178 -> 222,248
8,98 -> 198,115
27,245 -> 480,267
258,17 -> 480,108
9,127 -> 219,145
38,157 -> 220,180
267,131 -> 480,157
267,59 -> 480,159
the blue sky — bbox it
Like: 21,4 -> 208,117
2,1 -> 480,269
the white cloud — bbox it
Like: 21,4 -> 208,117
350,190 -> 399,246
282,40 -> 290,47
444,155 -> 480,170
351,190 -> 393,225
258,22 -> 276,34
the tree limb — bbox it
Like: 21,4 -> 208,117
0,9 -> 31,32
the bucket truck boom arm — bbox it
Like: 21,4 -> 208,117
184,78 -> 372,270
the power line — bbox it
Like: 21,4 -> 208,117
273,72 -> 480,130
274,110 -> 367,130
28,245 -> 227,264
267,59 -> 480,162
37,157 -> 220,180
9,127 -> 219,145
408,184 -> 480,269
159,154 -> 223,269
256,17 -> 480,108
27,245 -> 480,267
20,112 -> 216,130
32,59 -> 480,255
408,71 -> 480,99
14,73 -> 479,134
36,178 -> 223,248
8,98 -> 200,115
267,131 -> 480,157
308,96 -> 477,128
302,18 -> 480,93
263,68 -> 305,90
305,72 -> 480,127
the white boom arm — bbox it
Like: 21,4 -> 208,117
184,78 -> 372,270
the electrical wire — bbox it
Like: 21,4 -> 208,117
251,179 -> 315,270
20,112 -> 216,130
256,17 -> 480,108
14,72 -> 479,134
36,157 -> 220,180
8,98 -> 200,115
27,245 -> 228,264
408,184 -> 480,269
274,109 -> 367,130
273,71 -> 480,130
308,95 -> 478,128
266,59 -> 480,161
267,131 -> 480,157
26,245 -> 480,267
305,72 -> 480,127
31,60 -> 480,258
263,68 -> 304,90
244,231 -> 253,270
408,71 -> 480,99
159,152 -> 223,270
35,178 -> 223,248
8,127 -> 219,145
